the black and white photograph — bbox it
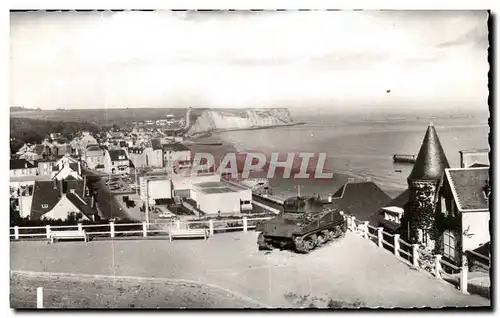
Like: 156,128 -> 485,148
8,8 -> 492,309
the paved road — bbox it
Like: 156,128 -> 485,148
10,232 -> 489,308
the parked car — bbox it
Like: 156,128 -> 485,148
155,206 -> 176,219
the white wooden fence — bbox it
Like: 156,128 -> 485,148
345,215 -> 488,295
10,216 -> 273,241
10,213 -> 490,296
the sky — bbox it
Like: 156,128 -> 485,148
9,10 -> 489,111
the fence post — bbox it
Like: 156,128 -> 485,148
350,216 -> 356,232
412,244 -> 419,267
434,254 -> 442,279
377,227 -> 383,248
45,225 -> 51,239
460,254 -> 469,294
394,234 -> 400,257
37,287 -> 44,309
14,226 -> 19,240
243,217 -> 248,232
209,219 -> 214,236
110,221 -> 115,238
363,221 -> 369,239
77,223 -> 83,232
176,220 -> 181,230
142,222 -> 147,237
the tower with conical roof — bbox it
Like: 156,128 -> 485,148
405,123 -> 450,247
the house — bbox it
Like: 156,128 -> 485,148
9,180 -> 38,218
104,149 -> 130,175
36,159 -> 57,176
107,130 -> 124,140
370,189 -> 410,233
162,143 -> 191,172
51,159 -> 83,181
459,149 -> 489,168
329,178 -> 391,222
436,167 -> 490,264
127,147 -> 146,169
10,159 -> 38,178
84,144 -> 105,170
379,123 -> 490,267
30,179 -> 97,221
144,139 -> 163,167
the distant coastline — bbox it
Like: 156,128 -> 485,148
188,122 -> 306,139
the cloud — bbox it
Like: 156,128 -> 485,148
9,10 -> 489,110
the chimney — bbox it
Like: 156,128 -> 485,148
69,189 -> 75,194
347,178 -> 355,183
365,177 -> 372,182
328,194 -> 333,203
59,179 -> 64,196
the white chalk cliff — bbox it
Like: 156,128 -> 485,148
187,108 -> 294,136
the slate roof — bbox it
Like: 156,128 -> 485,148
331,181 -> 391,221
445,167 -> 490,211
10,159 -> 35,170
162,143 -> 190,152
66,192 -> 97,219
472,242 -> 490,258
408,123 -> 450,181
30,181 -> 62,220
30,179 -> 91,220
151,139 -> 162,150
108,149 -> 128,161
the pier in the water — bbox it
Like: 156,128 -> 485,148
393,154 -> 417,164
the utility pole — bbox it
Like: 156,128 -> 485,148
145,179 -> 150,226
135,168 -> 139,195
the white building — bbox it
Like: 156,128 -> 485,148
139,175 -> 172,205
191,180 -> 252,215
104,149 -> 130,175
162,143 -> 191,171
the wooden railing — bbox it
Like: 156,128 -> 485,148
344,214 -> 486,295
9,216 -> 274,241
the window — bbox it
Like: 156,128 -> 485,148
441,197 -> 448,216
41,204 -> 48,209
443,230 -> 456,261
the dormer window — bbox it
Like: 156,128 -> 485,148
42,204 -> 48,209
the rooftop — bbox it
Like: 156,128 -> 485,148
445,167 -> 490,212
162,143 -> 190,152
408,123 -> 450,181
332,181 -> 391,221
108,149 -> 128,161
10,159 -> 36,170
459,149 -> 490,154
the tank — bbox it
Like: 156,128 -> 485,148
256,196 -> 347,253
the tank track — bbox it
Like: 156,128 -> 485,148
293,222 -> 347,254
258,222 -> 347,253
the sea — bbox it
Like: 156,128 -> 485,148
194,111 -> 490,199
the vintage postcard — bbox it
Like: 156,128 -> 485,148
9,9 -> 491,309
